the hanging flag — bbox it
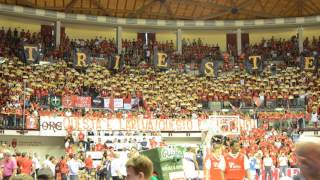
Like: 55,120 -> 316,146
92,97 -> 104,108
49,96 -> 61,108
73,48 -> 89,68
23,45 -> 39,64
62,96 -> 75,108
199,58 -> 216,77
300,54 -> 318,70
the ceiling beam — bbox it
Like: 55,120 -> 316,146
131,0 -> 158,17
91,0 -> 111,16
308,0 -> 320,13
65,0 -> 79,12
19,0 -> 35,8
297,0 -> 304,16
201,0 -> 257,20
162,0 -> 175,19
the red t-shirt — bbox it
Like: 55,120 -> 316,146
209,155 -> 224,180
20,158 -> 33,175
224,153 -> 246,180
78,132 -> 85,141
85,158 -> 93,169
95,143 -> 104,151
59,159 -> 68,174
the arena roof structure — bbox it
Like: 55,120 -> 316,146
1,0 -> 319,20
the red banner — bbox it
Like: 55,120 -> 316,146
62,96 -> 75,108
74,96 -> 92,108
62,96 -> 92,108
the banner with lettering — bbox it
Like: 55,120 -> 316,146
23,44 -> 40,64
40,116 -> 65,136
300,55 -> 318,70
199,58 -> 218,77
153,45 -> 171,69
74,96 -> 92,108
245,55 -> 263,73
38,116 -> 256,135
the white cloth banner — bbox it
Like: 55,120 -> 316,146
39,116 -> 66,136
103,98 -> 110,109
114,98 -> 124,109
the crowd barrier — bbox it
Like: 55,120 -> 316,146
169,168 -> 301,180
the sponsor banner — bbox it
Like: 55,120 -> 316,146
39,116 -> 256,133
40,116 -> 66,136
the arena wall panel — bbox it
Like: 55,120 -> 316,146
182,30 -> 226,51
0,14 -> 42,33
249,27 -> 297,44
64,23 -> 115,39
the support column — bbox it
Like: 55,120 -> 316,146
176,28 -> 182,54
298,27 -> 304,53
116,26 -> 122,54
236,28 -> 242,55
54,20 -> 61,48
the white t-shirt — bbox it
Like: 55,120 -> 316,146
263,157 -> 273,167
311,113 -> 318,123
111,158 -> 122,177
67,159 -> 82,176
182,152 -> 197,178
279,156 -> 288,166
32,157 -> 41,169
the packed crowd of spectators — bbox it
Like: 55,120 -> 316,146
0,27 -> 320,130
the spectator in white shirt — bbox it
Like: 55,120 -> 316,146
43,154 -> 51,169
67,154 -> 83,180
111,153 -> 122,180
32,153 -> 41,177
263,153 -> 273,180
278,153 -> 288,177
47,156 -> 56,179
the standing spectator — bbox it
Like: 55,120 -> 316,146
254,152 -> 262,178
278,152 -> 288,177
47,156 -> 56,179
32,153 -> 41,177
99,152 -> 111,180
111,153 -> 122,180
182,147 -> 199,180
59,156 -> 68,180
205,144 -> 225,180
67,154 -> 83,180
263,153 -> 273,180
125,155 -> 153,180
224,141 -> 249,180
43,154 -> 50,169
84,155 -> 93,180
2,152 -> 17,180
248,152 -> 257,180
20,153 -> 33,175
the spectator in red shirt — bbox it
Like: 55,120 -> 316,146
85,155 -> 93,177
20,153 -> 33,175
95,138 -> 104,151
59,155 -> 68,180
